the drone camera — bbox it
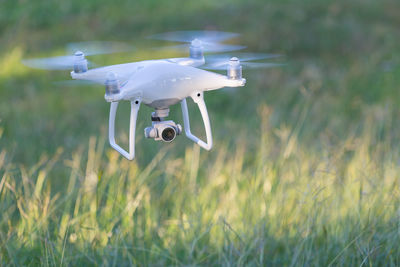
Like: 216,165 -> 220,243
73,51 -> 88,73
227,57 -> 242,80
105,72 -> 120,95
145,120 -> 182,142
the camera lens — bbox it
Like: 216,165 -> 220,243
161,127 -> 176,142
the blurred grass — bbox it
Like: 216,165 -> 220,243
1,0 -> 400,265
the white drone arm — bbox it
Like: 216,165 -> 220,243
109,98 -> 141,160
181,92 -> 213,150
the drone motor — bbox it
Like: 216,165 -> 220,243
227,57 -> 242,80
189,39 -> 204,59
105,72 -> 120,95
73,51 -> 88,73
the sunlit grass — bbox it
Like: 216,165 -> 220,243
1,104 -> 400,265
0,47 -> 28,78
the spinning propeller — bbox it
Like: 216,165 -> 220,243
148,31 -> 246,56
203,52 -> 283,70
22,41 -> 133,70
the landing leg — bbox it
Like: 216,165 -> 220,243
181,92 -> 213,150
109,98 -> 141,160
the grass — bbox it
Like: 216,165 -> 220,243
1,0 -> 400,265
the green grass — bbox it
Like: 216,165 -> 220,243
1,0 -> 400,265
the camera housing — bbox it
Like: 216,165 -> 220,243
145,120 -> 182,142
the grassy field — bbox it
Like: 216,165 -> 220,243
1,0 -> 400,265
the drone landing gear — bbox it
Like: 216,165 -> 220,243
109,98 -> 141,160
181,92 -> 213,150
107,92 -> 212,161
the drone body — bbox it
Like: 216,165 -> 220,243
23,31 -> 280,160
71,60 -> 245,107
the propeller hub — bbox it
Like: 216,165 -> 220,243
229,57 -> 240,66
191,39 -> 202,48
74,50 -> 85,59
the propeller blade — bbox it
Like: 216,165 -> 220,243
205,52 -> 282,64
242,62 -> 285,69
66,41 -> 133,56
23,41 -> 132,71
159,43 -> 246,53
197,41 -> 245,52
22,56 -> 90,70
148,30 -> 240,43
204,62 -> 284,70
53,80 -> 100,87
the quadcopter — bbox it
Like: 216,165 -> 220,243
23,31 -> 280,160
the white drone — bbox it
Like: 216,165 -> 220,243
23,31 -> 280,160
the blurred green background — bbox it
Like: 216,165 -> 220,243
1,0 -> 400,265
